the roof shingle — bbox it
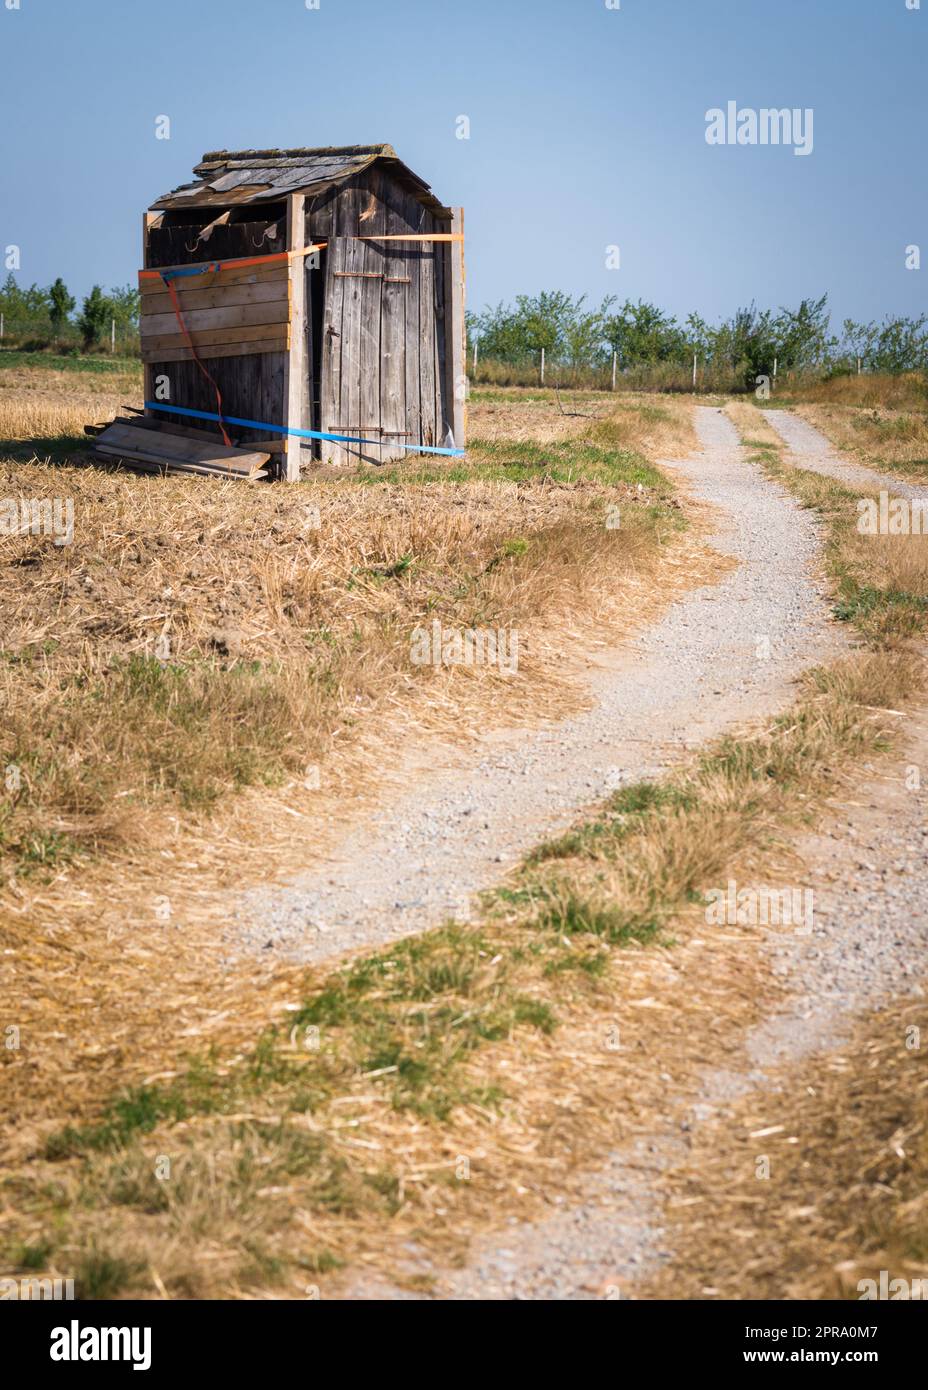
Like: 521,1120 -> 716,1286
151,144 -> 444,213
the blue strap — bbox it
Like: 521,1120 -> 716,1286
144,401 -> 465,456
158,263 -> 220,281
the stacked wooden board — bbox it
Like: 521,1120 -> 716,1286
89,417 -> 271,480
139,257 -> 292,364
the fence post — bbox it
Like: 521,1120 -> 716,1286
540,346 -> 545,386
111,318 -> 116,354
692,352 -> 697,390
0,312 -> 3,341
612,350 -> 617,391
472,337 -> 478,375
857,356 -> 862,375
773,355 -> 778,389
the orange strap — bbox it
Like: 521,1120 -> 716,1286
138,235 -> 457,284
140,251 -> 286,282
139,245 -> 327,283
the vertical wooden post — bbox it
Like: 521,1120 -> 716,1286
445,207 -> 466,449
281,193 -> 306,482
692,352 -> 697,390
612,350 -> 617,391
141,212 -> 158,416
540,346 -> 545,385
472,337 -> 478,374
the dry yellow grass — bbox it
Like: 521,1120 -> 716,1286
724,397 -> 784,451
783,371 -> 927,411
0,364 -> 729,1236
471,386 -> 698,458
768,371 -> 928,485
624,400 -> 928,1303
0,363 -> 138,439
841,524 -> 928,607
0,423 -> 691,874
734,398 -> 928,622
642,989 -> 928,1301
733,397 -> 928,642
747,373 -> 928,484
3,374 -> 928,1300
794,400 -> 928,480
7,895 -> 777,1299
4,644 -> 921,1301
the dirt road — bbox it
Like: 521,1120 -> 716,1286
332,410 -> 928,1299
234,407 -> 843,965
767,408 -> 927,500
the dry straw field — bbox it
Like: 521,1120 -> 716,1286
0,357 -> 723,1295
0,367 -> 705,881
2,359 -> 928,1300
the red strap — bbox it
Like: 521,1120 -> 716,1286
162,275 -> 233,448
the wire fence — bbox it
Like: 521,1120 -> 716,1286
466,347 -> 785,395
0,315 -> 141,357
0,317 -> 889,397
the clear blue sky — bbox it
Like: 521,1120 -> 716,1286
1,0 -> 925,329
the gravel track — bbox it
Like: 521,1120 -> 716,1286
231,408 -> 842,965
340,410 -> 928,1302
767,408 -> 927,501
351,717 -> 928,1301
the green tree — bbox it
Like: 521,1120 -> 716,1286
78,285 -> 110,349
602,300 -> 688,367
562,295 -> 615,367
685,312 -> 712,358
773,295 -> 833,370
0,271 -> 51,322
870,315 -> 928,372
48,277 -> 76,333
469,301 -> 531,363
470,291 -> 605,366
839,315 -> 928,373
713,303 -> 778,385
107,283 -> 141,332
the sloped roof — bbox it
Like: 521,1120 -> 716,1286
151,144 -> 449,214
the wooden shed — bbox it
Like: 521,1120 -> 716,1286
137,144 -> 466,480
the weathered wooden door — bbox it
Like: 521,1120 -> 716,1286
320,236 -> 444,466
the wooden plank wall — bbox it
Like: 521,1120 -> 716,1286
139,260 -> 291,362
308,168 -> 453,465
142,208 -> 292,454
140,253 -> 291,451
144,351 -> 288,447
380,241 -> 407,466
146,214 -> 286,268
